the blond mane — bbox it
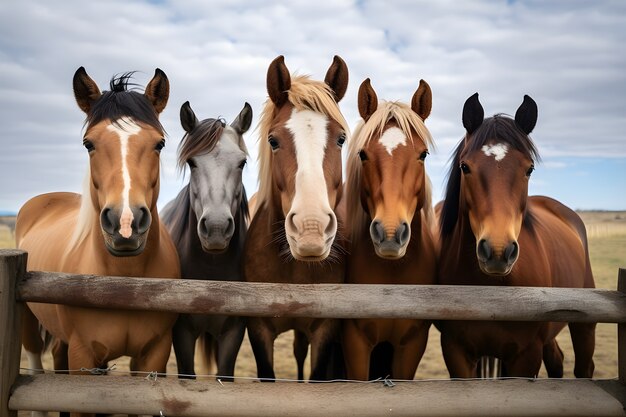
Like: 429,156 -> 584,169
346,101 -> 435,240
66,171 -> 97,254
256,75 -> 350,208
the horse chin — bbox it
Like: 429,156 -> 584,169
102,231 -> 147,257
373,242 -> 407,260
287,235 -> 332,262
200,240 -> 230,254
478,261 -> 514,277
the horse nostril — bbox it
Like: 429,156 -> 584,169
224,216 -> 235,237
477,239 -> 492,262
199,217 -> 209,238
504,241 -> 519,263
100,207 -> 116,234
134,206 -> 151,235
324,213 -> 337,236
286,212 -> 298,233
396,222 -> 410,245
370,220 -> 385,244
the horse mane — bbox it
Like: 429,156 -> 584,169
256,75 -> 350,208
177,118 -> 226,171
85,72 -> 164,134
66,172 -> 97,254
346,101 -> 435,240
439,114 -> 541,237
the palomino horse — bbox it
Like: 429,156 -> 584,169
342,78 -> 437,380
16,68 -> 180,416
436,93 -> 595,378
244,55 -> 349,381
161,101 -> 252,380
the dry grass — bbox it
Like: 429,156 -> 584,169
9,211 -> 626,393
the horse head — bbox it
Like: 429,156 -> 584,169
178,101 -> 251,253
348,78 -> 433,259
457,93 -> 539,275
73,67 -> 169,256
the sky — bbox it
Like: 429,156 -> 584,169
0,0 -> 625,214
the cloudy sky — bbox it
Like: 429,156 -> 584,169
1,0 -> 624,214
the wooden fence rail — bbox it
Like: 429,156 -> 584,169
2,250 -> 626,416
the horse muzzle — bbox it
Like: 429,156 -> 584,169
100,205 -> 151,257
369,219 -> 410,260
285,213 -> 336,262
198,216 -> 235,254
476,238 -> 519,276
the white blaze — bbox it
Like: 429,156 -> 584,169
285,108 -> 331,219
482,143 -> 509,161
379,126 -> 406,155
106,117 -> 142,238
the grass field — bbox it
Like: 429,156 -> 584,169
4,211 -> 625,387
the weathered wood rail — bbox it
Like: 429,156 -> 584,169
2,249 -> 626,416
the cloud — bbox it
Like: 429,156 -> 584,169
0,0 -> 624,211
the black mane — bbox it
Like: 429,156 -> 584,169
85,72 -> 164,133
440,114 -> 540,236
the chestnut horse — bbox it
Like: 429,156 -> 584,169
16,68 -> 180,416
161,101 -> 252,381
244,55 -> 349,381
436,93 -> 595,378
342,78 -> 437,380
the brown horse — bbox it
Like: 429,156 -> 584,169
16,68 -> 180,416
244,55 -> 349,381
436,93 -> 595,378
342,78 -> 437,380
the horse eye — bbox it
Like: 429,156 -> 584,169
358,150 -> 368,161
238,159 -> 247,169
526,164 -> 535,177
155,139 -> 166,152
419,150 -> 429,161
337,133 -> 346,147
460,162 -> 471,174
187,158 -> 197,169
83,139 -> 95,153
268,136 -> 279,150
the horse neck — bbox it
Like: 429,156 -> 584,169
440,207 -> 480,274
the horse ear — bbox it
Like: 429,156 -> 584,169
462,93 -> 484,135
358,78 -> 378,122
411,79 -> 432,121
515,95 -> 538,134
231,102 -> 253,134
324,55 -> 349,102
73,67 -> 101,114
145,68 -> 169,114
180,101 -> 199,133
267,55 -> 291,107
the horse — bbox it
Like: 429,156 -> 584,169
244,55 -> 349,381
16,68 -> 180,417
161,100 -> 252,381
341,78 -> 438,381
436,93 -> 595,378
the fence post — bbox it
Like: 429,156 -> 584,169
0,250 -> 27,417
617,268 -> 626,385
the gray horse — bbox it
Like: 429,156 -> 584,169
161,101 -> 252,380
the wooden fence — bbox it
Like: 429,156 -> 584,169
1,249 -> 626,416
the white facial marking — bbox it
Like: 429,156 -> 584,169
379,126 -> 406,155
106,117 -> 142,238
285,108 -> 332,217
482,143 -> 509,161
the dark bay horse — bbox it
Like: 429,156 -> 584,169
244,55 -> 349,381
16,68 -> 180,417
161,101 -> 252,380
342,78 -> 437,380
436,93 -> 595,378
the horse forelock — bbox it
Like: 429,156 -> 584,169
84,73 -> 164,135
256,75 -> 349,208
177,118 -> 226,172
346,101 -> 434,240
